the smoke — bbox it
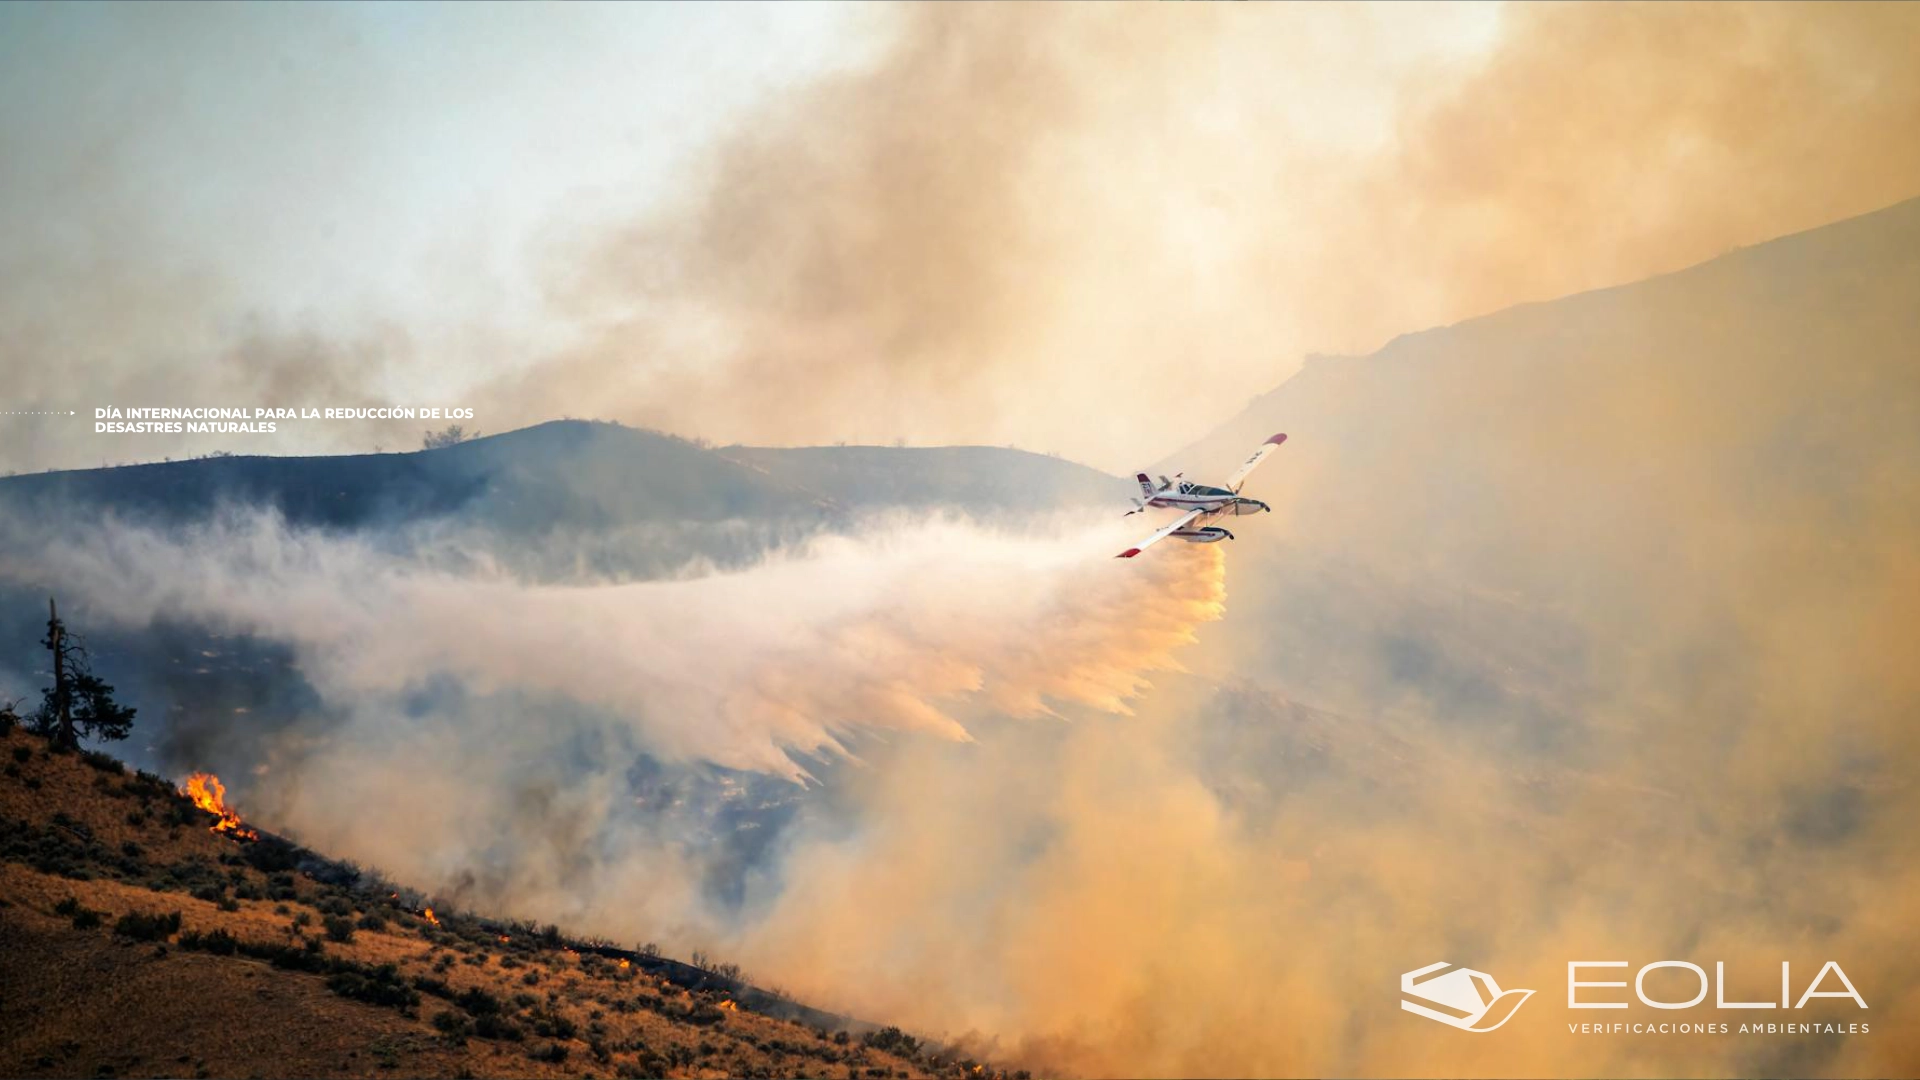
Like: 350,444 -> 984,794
11,4 -> 1918,472
493,1 -> 1920,469
0,506 -> 1240,957
3,510 -> 1223,779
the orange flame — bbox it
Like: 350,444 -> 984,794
183,772 -> 258,841
423,907 -> 440,926
618,959 -> 630,970
718,999 -> 738,1012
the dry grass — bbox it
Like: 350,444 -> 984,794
0,728 -> 1002,1080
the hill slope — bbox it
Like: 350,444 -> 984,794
0,725 -> 1007,1080
0,421 -> 1122,538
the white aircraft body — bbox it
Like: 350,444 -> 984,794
1116,433 -> 1287,558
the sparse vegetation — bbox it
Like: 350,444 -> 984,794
326,963 -> 419,1012
111,910 -> 181,942
422,424 -> 478,450
0,724 -> 967,1078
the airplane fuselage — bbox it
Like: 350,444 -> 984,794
1142,484 -> 1270,518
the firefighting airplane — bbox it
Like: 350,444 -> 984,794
1116,433 -> 1287,558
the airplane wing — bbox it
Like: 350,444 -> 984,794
1225,433 -> 1288,493
1116,508 -> 1205,558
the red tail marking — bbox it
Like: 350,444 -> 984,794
1117,548 -> 1142,559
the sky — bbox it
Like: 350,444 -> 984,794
2,2 -> 1917,473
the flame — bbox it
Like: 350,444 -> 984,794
499,935 -> 511,943
182,772 -> 258,841
423,907 -> 440,926
618,959 -> 630,970
718,999 -> 738,1012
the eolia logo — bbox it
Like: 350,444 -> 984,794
1402,958 -> 1870,1035
1401,962 -> 1536,1032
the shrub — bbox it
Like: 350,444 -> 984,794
12,746 -> 32,764
112,910 -> 181,942
179,928 -> 239,956
323,915 -> 355,943
454,987 -> 503,1016
432,1010 -> 473,1041
326,964 -> 419,1012
356,912 -> 385,932
862,1027 -> 920,1059
529,1043 -> 569,1064
132,769 -> 173,797
70,906 -> 102,930
79,749 -> 122,773
473,1014 -> 523,1042
528,1008 -> 576,1040
412,975 -> 454,999
243,839 -> 302,874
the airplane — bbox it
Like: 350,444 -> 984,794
1116,433 -> 1287,558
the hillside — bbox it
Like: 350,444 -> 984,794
0,723 -> 1012,1080
0,420 -> 1122,538
1151,194 -> 1920,707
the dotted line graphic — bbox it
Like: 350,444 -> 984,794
1,411 -> 78,416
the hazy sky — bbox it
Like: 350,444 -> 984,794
3,2 -> 1915,473
0,2 -> 883,394
0,1 -> 1500,469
